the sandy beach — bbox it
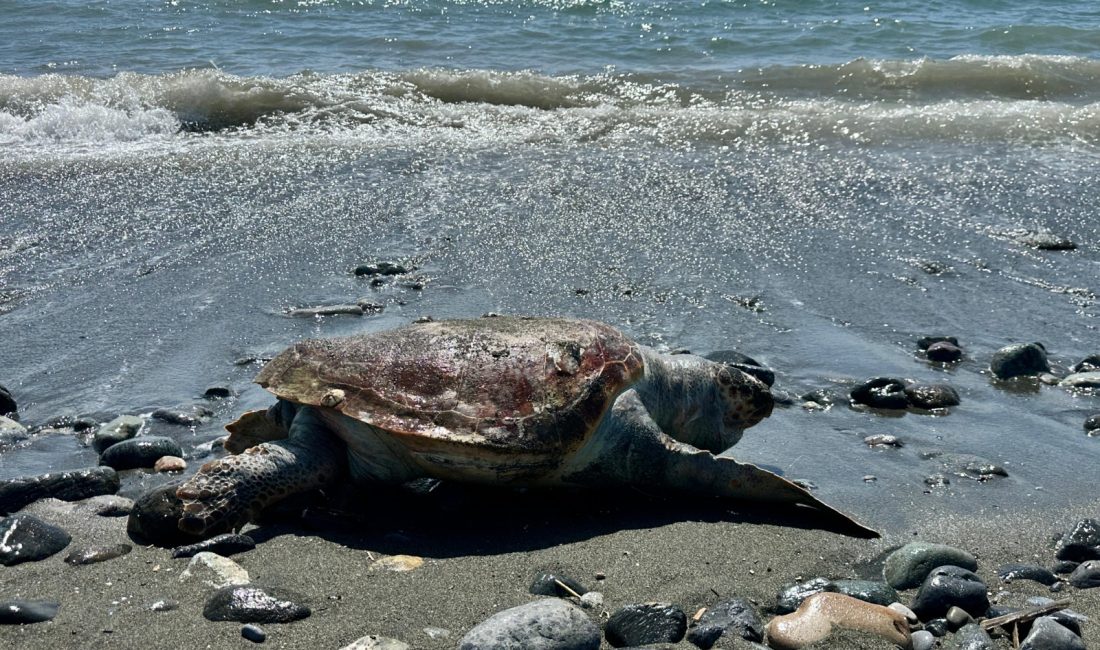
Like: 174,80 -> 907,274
2,481 -> 1097,649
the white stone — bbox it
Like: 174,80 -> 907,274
178,552 -> 250,588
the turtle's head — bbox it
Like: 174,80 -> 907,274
709,364 -> 774,448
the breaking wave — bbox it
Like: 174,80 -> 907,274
1,55 -> 1099,149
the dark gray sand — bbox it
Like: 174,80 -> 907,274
2,489 -> 1098,649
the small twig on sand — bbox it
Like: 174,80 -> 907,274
710,587 -> 721,598
692,607 -> 707,622
366,551 -> 375,561
980,598 -> 1071,632
553,579 -> 582,599
1013,623 -> 1020,649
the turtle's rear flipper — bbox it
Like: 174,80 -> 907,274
665,446 -> 880,538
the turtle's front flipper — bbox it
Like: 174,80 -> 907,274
663,445 -> 879,538
177,407 -> 345,537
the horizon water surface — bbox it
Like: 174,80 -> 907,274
1,0 -> 1099,531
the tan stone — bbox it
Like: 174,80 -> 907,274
154,455 -> 187,472
765,592 -> 911,650
369,554 -> 424,572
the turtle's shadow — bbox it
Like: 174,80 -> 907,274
245,481 -> 874,557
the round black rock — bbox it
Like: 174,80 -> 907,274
685,598 -> 763,648
0,514 -> 71,566
1068,560 -> 1100,589
1084,414 -> 1100,432
911,565 -> 990,620
203,386 -> 233,400
172,533 -> 256,559
905,384 -> 961,409
605,603 -> 687,647
1074,355 -> 1100,374
0,384 -> 16,416
1054,518 -> 1100,562
918,335 -> 960,350
925,341 -> 964,363
354,261 -> 410,276
776,577 -> 838,614
0,600 -> 59,624
0,466 -> 120,515
529,571 -> 588,598
203,586 -> 310,624
997,563 -> 1058,586
127,481 -> 206,548
850,377 -> 909,409
99,436 -> 184,471
241,624 -> 267,643
990,342 -> 1049,380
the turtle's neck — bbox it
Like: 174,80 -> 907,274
632,347 -> 717,446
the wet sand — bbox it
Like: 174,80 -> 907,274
2,486 -> 1097,649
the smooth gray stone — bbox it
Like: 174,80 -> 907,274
1055,518 -> 1100,562
1067,560 -> 1100,589
0,415 -> 28,449
997,563 -> 1059,586
911,566 -> 989,620
64,543 -> 132,565
458,598 -> 599,650
0,466 -> 120,515
685,598 -> 763,648
0,514 -> 71,565
0,600 -> 59,624
911,630 -> 935,650
990,342 -> 1049,379
832,579 -> 899,606
99,436 -> 183,470
775,577 -> 837,614
1061,372 -> 1100,389
92,415 -> 143,453
951,622 -> 993,650
883,542 -> 978,590
241,624 -> 266,643
203,586 -> 310,624
1020,617 -> 1086,650
151,406 -> 212,426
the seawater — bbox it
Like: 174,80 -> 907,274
0,0 -> 1098,529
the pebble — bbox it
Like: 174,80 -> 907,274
864,434 -> 903,448
1084,414 -> 1100,432
287,304 -> 368,318
905,383 -> 961,409
945,605 -> 972,631
1054,518 -> 1100,562
203,386 -> 233,399
1061,371 -> 1100,390
883,542 -> 978,590
888,603 -> 918,624
918,335 -> 959,350
685,597 -> 764,648
990,342 -> 1049,380
925,474 -> 951,488
0,415 -> 28,448
354,261 -> 411,276
241,624 -> 267,643
926,341 -> 964,363
457,598 -> 599,650
154,455 -> 187,473
172,533 -> 256,559
832,580 -> 899,607
127,481 -> 205,547
339,635 -> 411,650
850,377 -> 909,410
530,571 -> 588,597
910,565 -> 990,620
179,552 -> 251,588
64,543 -> 132,565
924,618 -> 949,637
579,592 -> 603,610
0,466 -> 120,515
1020,616 -> 1086,650
997,563 -> 1059,586
0,513 -> 72,566
203,585 -> 310,623
99,436 -> 184,470
1074,354 -> 1100,373
1067,560 -> 1100,588
369,554 -> 424,572
151,405 -> 212,426
0,600 -> 60,624
775,577 -> 837,614
150,600 -> 179,612
911,629 -> 935,650
764,592 -> 910,650
91,415 -> 143,453
0,384 -> 15,416
1013,230 -> 1077,251
951,622 -> 994,649
604,602 -> 686,647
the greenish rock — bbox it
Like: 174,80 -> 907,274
833,579 -> 899,606
883,542 -> 978,590
92,415 -> 143,453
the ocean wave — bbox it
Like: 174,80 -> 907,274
1,57 -> 1099,148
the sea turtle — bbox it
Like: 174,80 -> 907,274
177,317 -> 875,536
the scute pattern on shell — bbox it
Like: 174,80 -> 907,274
254,317 -> 644,457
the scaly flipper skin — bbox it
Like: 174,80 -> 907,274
564,391 -> 879,537
177,408 -> 345,536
